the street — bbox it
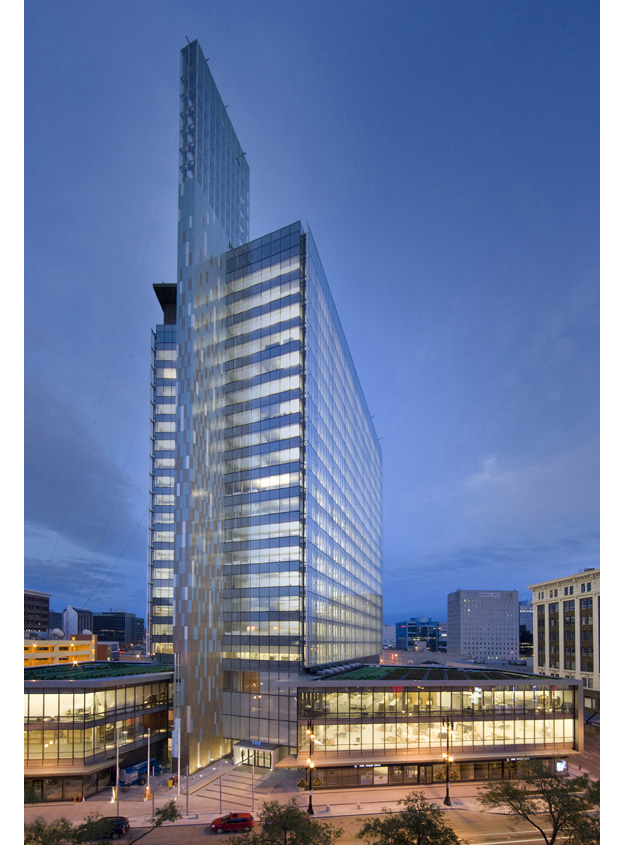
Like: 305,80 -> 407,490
122,811 -> 565,844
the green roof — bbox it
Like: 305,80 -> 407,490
329,666 -> 548,683
24,661 -> 173,682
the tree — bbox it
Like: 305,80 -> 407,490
477,762 -> 599,845
434,769 -> 459,782
296,777 -> 324,789
131,799 -> 183,842
357,791 -> 462,845
24,817 -> 82,845
149,799 -> 183,828
244,798 -> 343,845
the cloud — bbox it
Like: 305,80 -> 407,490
24,373 -> 147,608
459,441 -> 599,536
25,530 -> 147,615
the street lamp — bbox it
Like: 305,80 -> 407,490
305,720 -> 315,815
115,727 -> 120,816
442,717 -> 455,806
145,728 -> 152,802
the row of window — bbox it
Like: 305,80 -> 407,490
303,718 -> 575,753
536,580 -> 594,600
300,687 -> 574,717
24,684 -> 171,720
311,759 -> 561,789
24,713 -> 168,762
226,265 -> 301,305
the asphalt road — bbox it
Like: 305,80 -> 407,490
125,812 -> 564,845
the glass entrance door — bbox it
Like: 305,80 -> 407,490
237,747 -> 272,768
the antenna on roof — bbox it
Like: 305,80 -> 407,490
186,36 -> 191,44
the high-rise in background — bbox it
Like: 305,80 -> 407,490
447,589 -> 519,662
148,39 -> 383,772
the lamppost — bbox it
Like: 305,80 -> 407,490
145,728 -> 152,802
442,717 -> 454,806
305,720 -> 315,815
115,727 -> 120,816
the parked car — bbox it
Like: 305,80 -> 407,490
77,816 -> 130,841
210,813 -> 255,833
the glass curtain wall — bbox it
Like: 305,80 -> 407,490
24,681 -> 172,765
303,230 -> 383,665
148,324 -> 177,655
221,224 -> 384,750
298,685 -> 576,758
222,223 -> 306,748
171,39 -> 250,771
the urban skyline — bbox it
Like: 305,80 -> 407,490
24,1 -> 599,624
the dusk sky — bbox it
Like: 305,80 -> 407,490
24,0 -> 599,625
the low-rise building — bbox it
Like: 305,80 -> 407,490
24,662 -> 173,802
529,568 -> 599,717
278,664 -> 582,789
24,636 -> 98,667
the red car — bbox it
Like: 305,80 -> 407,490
210,813 -> 255,833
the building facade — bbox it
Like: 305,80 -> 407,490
24,635 -> 97,667
63,606 -> 93,637
529,568 -> 599,713
147,40 -> 382,773
447,590 -> 519,662
284,665 -> 582,789
49,610 -> 64,631
382,625 -> 396,647
92,611 -> 145,647
519,599 -> 533,658
24,663 -> 172,802
24,589 -> 50,634
396,617 -> 447,652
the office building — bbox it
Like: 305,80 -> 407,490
519,598 -> 533,658
24,589 -> 50,634
49,610 -> 64,631
147,40 -> 382,773
282,665 -> 582,789
519,599 -> 533,634
92,611 -> 144,647
62,606 -> 93,637
447,590 -> 519,662
396,617 -> 447,652
24,662 -> 173,802
382,625 -> 396,647
529,568 -> 599,714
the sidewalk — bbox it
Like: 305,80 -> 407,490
25,752 -> 599,831
24,761 -> 496,830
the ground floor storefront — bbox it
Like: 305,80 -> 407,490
309,755 -> 569,789
24,766 -> 114,803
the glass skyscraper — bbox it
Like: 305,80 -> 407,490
148,40 -> 382,772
